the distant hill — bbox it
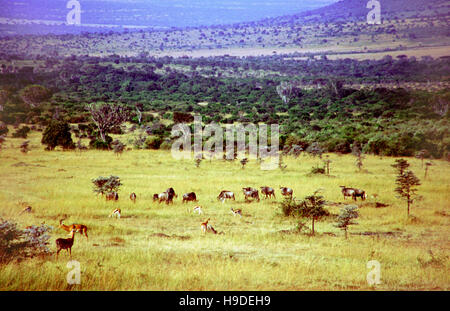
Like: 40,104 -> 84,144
259,0 -> 450,25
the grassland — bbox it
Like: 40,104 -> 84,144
0,130 -> 449,291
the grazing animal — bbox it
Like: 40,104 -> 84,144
130,192 -> 137,203
340,186 -> 356,200
55,229 -> 75,258
230,207 -> 242,217
59,219 -> 88,239
352,188 -> 367,201
340,186 -> 366,201
109,208 -> 121,218
19,206 -> 32,214
217,190 -> 235,203
182,192 -> 197,203
152,193 -> 159,202
260,186 -> 276,199
280,187 -> 293,198
158,188 -> 177,204
106,191 -> 119,201
200,218 -> 217,234
243,188 -> 260,202
193,206 -> 203,215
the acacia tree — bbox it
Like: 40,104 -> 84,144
86,103 -> 129,143
297,191 -> 330,235
395,169 -> 421,216
335,205 -> 359,239
92,176 -> 122,196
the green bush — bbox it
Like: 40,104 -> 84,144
89,135 -> 113,150
41,121 -> 75,150
12,126 -> 31,138
145,136 -> 163,150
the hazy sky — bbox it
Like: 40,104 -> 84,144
0,0 -> 339,28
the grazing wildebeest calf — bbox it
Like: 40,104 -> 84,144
242,188 -> 260,202
106,191 -> 119,201
280,187 -> 293,198
217,190 -> 235,203
260,186 -> 276,199
130,192 -> 137,203
182,192 -> 197,203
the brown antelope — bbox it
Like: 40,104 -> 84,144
200,218 -> 217,234
55,229 -> 75,258
230,207 -> 242,217
59,219 -> 88,239
130,192 -> 137,203
193,206 -> 203,215
109,208 -> 121,218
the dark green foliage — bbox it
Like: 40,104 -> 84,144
0,219 -> 52,264
12,126 -> 30,138
310,165 -> 326,175
92,175 -> 122,196
41,121 -> 75,150
89,135 -> 113,150
145,136 -> 163,149
280,191 -> 330,235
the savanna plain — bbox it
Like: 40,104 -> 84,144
0,130 -> 448,290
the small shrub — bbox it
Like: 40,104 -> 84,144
145,136 -> 163,150
12,126 -> 31,139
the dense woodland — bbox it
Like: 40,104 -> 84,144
0,53 -> 449,158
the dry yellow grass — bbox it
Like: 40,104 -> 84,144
0,130 -> 448,290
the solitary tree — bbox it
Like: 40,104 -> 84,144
41,121 -> 75,150
92,176 -> 122,196
86,103 -> 129,143
395,169 -> 421,217
335,205 -> 359,239
391,159 -> 410,176
297,191 -> 330,235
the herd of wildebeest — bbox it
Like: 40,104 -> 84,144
49,185 -> 367,258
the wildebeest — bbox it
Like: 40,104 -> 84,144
158,188 -> 177,204
130,192 -> 136,203
260,186 -> 276,199
243,187 -> 260,202
217,190 -> 235,203
352,188 -> 367,201
280,187 -> 293,198
106,191 -> 119,201
340,186 -> 366,201
182,192 -> 197,203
